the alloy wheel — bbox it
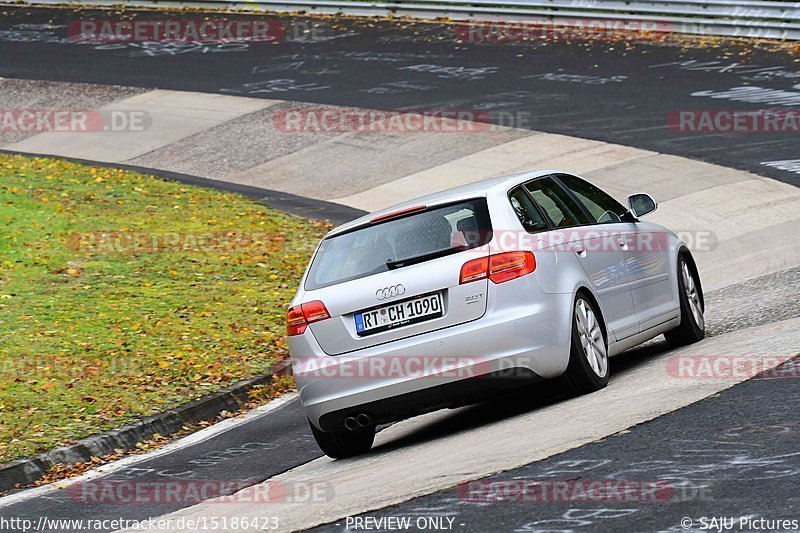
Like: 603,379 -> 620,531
681,260 -> 704,330
575,299 -> 608,378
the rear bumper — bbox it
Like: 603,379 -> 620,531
289,287 -> 573,431
318,368 -> 543,432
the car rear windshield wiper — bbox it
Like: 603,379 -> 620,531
386,245 -> 466,270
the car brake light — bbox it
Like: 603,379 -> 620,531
489,251 -> 536,283
302,300 -> 331,323
286,305 -> 307,336
460,257 -> 488,284
460,251 -> 536,285
286,300 -> 330,336
370,205 -> 427,223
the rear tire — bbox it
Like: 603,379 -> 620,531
664,255 -> 705,347
560,294 -> 610,396
309,420 -> 375,459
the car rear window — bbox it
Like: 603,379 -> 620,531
304,199 -> 493,290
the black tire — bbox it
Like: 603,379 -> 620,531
309,420 -> 375,459
664,253 -> 705,347
560,294 -> 610,396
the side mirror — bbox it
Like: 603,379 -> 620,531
627,193 -> 657,218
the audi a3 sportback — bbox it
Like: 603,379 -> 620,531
287,170 -> 705,458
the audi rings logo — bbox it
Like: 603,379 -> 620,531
376,284 -> 405,300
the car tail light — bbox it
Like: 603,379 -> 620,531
489,251 -> 536,283
460,251 -> 536,285
460,257 -> 488,284
286,300 -> 330,336
302,300 -> 330,323
286,305 -> 307,336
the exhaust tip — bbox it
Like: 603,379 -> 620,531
356,413 -> 371,428
344,416 -> 358,431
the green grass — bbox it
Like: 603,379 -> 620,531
0,154 -> 326,463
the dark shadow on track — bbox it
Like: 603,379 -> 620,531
370,337 -> 672,454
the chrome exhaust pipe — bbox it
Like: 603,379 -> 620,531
344,416 -> 358,431
356,413 -> 371,428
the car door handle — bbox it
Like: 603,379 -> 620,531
573,243 -> 587,257
616,237 -> 628,250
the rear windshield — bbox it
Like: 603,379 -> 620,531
305,199 -> 493,290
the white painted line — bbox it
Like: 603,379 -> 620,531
0,393 -> 298,509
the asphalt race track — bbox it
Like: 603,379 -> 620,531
1,5 -> 799,533
0,7 -> 799,185
314,355 -> 800,533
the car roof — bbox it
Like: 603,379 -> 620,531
328,169 -> 560,237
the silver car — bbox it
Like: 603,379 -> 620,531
288,170 -> 705,458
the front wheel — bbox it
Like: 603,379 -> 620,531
309,420 -> 375,459
560,295 -> 610,396
664,256 -> 705,347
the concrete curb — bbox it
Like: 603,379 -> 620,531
0,372 -> 279,492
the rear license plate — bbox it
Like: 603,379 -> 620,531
354,293 -> 443,336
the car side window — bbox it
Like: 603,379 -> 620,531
525,177 -> 591,228
509,187 -> 548,233
557,174 -> 627,224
